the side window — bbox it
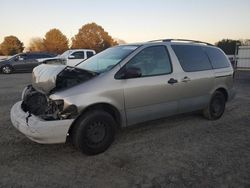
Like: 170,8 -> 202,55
16,54 -> 27,61
87,51 -> 94,58
125,46 -> 172,77
71,51 -> 85,59
204,47 -> 230,69
28,54 -> 38,59
36,54 -> 48,58
172,45 -> 212,72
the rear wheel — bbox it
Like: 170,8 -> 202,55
203,91 -> 226,120
1,65 -> 13,74
71,110 -> 116,155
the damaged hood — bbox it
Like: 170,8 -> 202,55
32,64 -> 96,94
32,64 -> 66,94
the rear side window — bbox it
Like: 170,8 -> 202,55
87,51 -> 94,58
25,54 -> 34,60
29,54 -> 50,59
37,54 -> 53,58
29,54 -> 40,59
172,45 -> 212,72
204,47 -> 230,69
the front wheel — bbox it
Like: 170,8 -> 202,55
203,91 -> 226,120
1,65 -> 13,74
71,110 -> 116,155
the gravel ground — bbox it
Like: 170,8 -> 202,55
0,71 -> 249,188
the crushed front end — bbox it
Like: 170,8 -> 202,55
10,64 -> 96,144
10,101 -> 74,144
21,85 -> 78,121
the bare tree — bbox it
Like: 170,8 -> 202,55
28,37 -> 45,52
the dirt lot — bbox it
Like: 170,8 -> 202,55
0,71 -> 250,188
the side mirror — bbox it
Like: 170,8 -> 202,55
116,66 -> 142,79
68,55 -> 75,59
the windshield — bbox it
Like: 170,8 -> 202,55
77,45 -> 139,73
7,54 -> 18,60
60,50 -> 70,58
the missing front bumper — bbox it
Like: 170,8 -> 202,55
21,85 -> 78,120
10,101 -> 74,144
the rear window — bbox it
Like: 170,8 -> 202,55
172,45 -> 212,72
204,47 -> 230,69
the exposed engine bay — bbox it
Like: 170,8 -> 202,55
21,85 -> 64,120
21,64 -> 97,120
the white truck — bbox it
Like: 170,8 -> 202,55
40,49 -> 96,67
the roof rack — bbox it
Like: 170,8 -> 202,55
148,39 -> 214,46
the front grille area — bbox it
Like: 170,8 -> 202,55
21,85 -> 59,120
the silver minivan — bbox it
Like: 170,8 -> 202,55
10,39 -> 235,155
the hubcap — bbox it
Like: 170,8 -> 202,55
2,66 -> 11,74
86,121 -> 106,144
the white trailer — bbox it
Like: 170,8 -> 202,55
237,46 -> 250,69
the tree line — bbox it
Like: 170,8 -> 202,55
215,39 -> 250,55
0,22 -> 249,55
0,22 -> 118,55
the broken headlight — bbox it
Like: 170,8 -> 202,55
59,104 -> 78,119
53,99 -> 64,111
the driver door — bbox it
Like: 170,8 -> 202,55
118,45 -> 180,125
11,54 -> 29,71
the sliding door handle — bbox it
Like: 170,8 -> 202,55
182,76 -> 191,82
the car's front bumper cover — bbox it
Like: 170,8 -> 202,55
10,101 -> 74,144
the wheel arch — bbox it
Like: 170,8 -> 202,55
214,87 -> 228,101
68,103 -> 122,137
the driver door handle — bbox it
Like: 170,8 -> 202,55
168,78 -> 178,85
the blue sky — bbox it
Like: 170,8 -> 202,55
0,0 -> 250,47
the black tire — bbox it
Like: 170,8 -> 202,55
71,110 -> 116,155
203,91 -> 226,120
1,65 -> 13,74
